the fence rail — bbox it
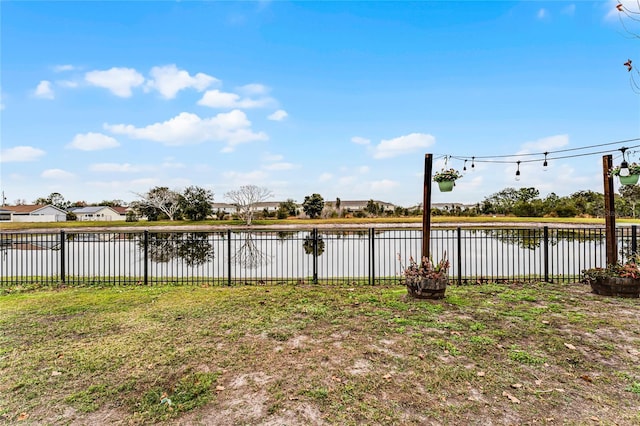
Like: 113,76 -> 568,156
0,226 -> 637,286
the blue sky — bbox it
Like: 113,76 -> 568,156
1,0 -> 639,207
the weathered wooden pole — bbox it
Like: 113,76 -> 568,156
422,154 -> 433,260
603,154 -> 617,266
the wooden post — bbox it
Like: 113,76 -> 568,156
603,155 -> 617,266
422,154 -> 433,260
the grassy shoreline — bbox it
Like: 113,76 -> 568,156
2,216 -> 639,232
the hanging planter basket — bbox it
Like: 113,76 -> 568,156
433,168 -> 462,193
437,180 -> 455,192
619,174 -> 640,186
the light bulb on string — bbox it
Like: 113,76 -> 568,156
619,147 -> 630,177
463,160 -> 467,172
543,152 -> 548,171
471,157 -> 475,171
515,161 -> 521,181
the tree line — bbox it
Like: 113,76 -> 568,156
20,184 -> 640,223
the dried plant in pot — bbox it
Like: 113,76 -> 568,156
400,252 -> 449,299
581,258 -> 640,298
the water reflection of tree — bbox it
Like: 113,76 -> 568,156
232,233 -> 270,269
480,228 -> 605,251
143,232 -> 214,266
303,233 -> 325,256
276,231 -> 297,241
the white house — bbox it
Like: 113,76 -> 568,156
0,205 -> 68,222
71,206 -> 124,221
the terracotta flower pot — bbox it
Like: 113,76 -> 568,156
406,277 -> 448,299
437,180 -> 454,192
590,277 -> 640,298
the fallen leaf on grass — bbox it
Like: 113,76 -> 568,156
502,391 -> 520,404
476,371 -> 485,377
580,375 -> 593,383
51,371 -> 62,376
511,383 -> 523,389
17,413 -> 29,421
216,385 -> 225,391
564,343 -> 577,350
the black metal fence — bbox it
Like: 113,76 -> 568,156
0,226 -> 637,286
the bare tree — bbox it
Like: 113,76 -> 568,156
135,186 -> 182,221
225,185 -> 273,225
616,1 -> 640,93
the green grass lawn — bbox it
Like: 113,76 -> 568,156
1,282 -> 639,424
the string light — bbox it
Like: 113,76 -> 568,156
619,147 -> 630,177
435,137 -> 640,181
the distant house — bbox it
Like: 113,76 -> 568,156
327,200 -> 396,213
0,205 -> 68,222
71,206 -> 124,221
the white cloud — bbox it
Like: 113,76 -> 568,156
562,4 -> 576,15
238,83 -> 269,96
67,132 -> 120,151
41,169 -> 75,179
262,153 -> 284,162
145,64 -> 218,99
85,67 -> 145,97
58,80 -> 79,88
53,64 -> 75,72
222,170 -> 269,184
520,134 -> 569,153
370,179 -> 399,191
268,109 -> 288,121
358,166 -> 370,174
537,8 -> 548,19
263,162 -> 296,171
34,81 -> 54,99
198,89 -> 273,109
0,146 -> 46,162
89,163 -> 145,173
105,110 -> 268,151
373,133 -> 436,159
351,136 -> 371,145
318,173 -> 333,182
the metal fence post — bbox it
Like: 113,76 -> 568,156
456,227 -> 462,286
543,226 -> 549,283
313,228 -> 318,284
369,228 -> 375,285
632,225 -> 637,258
143,230 -> 149,286
227,229 -> 232,286
60,230 -> 66,284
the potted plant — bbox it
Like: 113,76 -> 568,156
400,253 -> 450,299
433,168 -> 463,192
581,259 -> 640,298
610,163 -> 640,186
